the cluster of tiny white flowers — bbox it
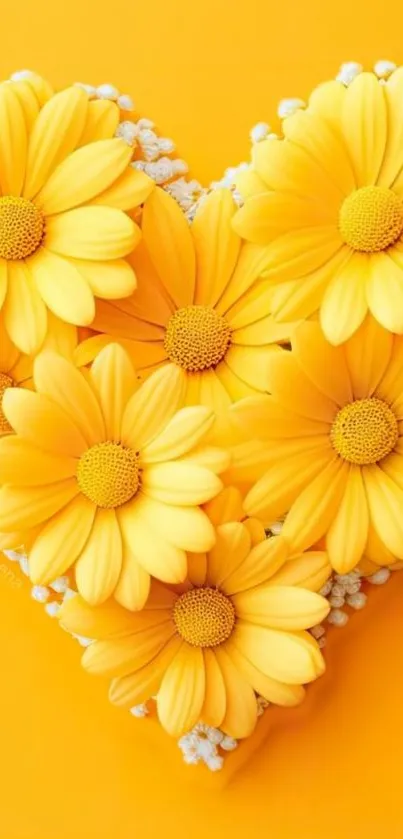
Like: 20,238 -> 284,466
178,723 -> 237,771
310,567 -> 391,639
336,59 -> 397,86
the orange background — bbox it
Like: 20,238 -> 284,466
1,1 -> 403,836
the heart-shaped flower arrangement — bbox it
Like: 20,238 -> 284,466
0,61 -> 401,771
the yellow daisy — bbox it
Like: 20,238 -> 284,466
60,522 -> 329,738
233,70 -> 403,344
0,344 -> 229,608
74,187 -> 296,441
0,81 -> 153,353
232,317 -> 403,573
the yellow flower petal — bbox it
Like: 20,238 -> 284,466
24,86 -> 89,199
75,508 -> 122,605
36,138 -> 132,215
271,551 -> 331,592
3,262 -> 47,354
78,99 -> 120,146
0,308 -> 18,371
232,394 -> 331,439
0,84 -> 27,196
326,467 -> 369,572
157,644 -> 205,737
42,311 -> 78,361
121,364 -> 186,450
215,360 -> 257,400
342,72 -> 387,186
118,501 -> 188,582
141,461 -> 222,505
308,80 -> 346,130
221,536 -> 288,595
367,252 -> 403,333
59,592 -> 142,640
142,187 -> 195,307
2,387 -> 87,456
235,167 -> 267,198
253,136 -> 339,204
363,464 -> 403,559
133,495 -> 216,553
232,585 -> 330,630
109,636 -> 182,708
45,206 -> 139,260
200,648 -> 226,728
0,435 -> 76,486
192,189 -> 240,307
141,406 -> 215,463
378,68 -> 403,189
29,248 -> 95,326
377,337 -> 403,413
186,553 -> 208,586
29,494 -> 96,585
83,620 -> 175,678
345,315 -> 393,399
232,190 -> 333,247
0,479 -> 79,532
225,641 -> 305,706
320,252 -> 369,344
364,521 -> 396,567
74,334 -> 117,368
269,246 -> 350,321
281,458 -> 349,554
114,544 -> 151,611
243,443 -> 332,522
91,167 -> 154,210
206,522 -> 251,588
90,342 -> 138,440
213,646 -> 257,738
0,259 -> 7,311
216,242 -> 274,315
265,350 -> 337,422
197,369 -> 233,444
10,79 -> 40,132
225,344 -> 278,392
179,445 -> 231,475
293,320 -> 353,406
283,108 -> 355,197
232,622 -> 324,684
232,314 -> 297,347
34,350 -> 105,446
262,227 -> 342,285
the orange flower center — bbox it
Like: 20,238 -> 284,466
0,196 -> 45,260
0,372 -> 14,435
164,305 -> 232,372
173,587 -> 235,647
77,441 -> 140,508
330,397 -> 398,465
339,186 -> 403,253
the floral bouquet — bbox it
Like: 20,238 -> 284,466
0,61 -> 401,771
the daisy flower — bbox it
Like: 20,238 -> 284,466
232,317 -> 403,573
0,81 -> 153,353
0,344 -> 229,609
233,69 -> 403,344
60,522 -> 329,738
74,187 -> 296,441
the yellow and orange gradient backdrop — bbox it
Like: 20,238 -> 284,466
1,1 -> 403,836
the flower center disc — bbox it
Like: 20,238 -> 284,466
330,397 -> 398,465
77,442 -> 140,508
0,372 -> 14,435
0,196 -> 45,260
173,587 -> 235,647
164,305 -> 232,372
339,186 -> 403,253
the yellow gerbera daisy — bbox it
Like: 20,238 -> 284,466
0,344 -> 229,608
74,187 -> 296,441
233,70 -> 403,344
0,81 -> 153,353
232,317 -> 403,573
60,522 -> 329,738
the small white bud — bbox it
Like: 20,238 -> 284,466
250,122 -> 271,143
117,93 -> 134,111
327,608 -> 348,627
374,60 -> 397,79
347,592 -> 367,610
277,98 -> 306,119
45,602 -> 61,618
336,62 -> 363,85
367,568 -> 391,585
31,585 -> 50,604
49,576 -> 69,594
96,83 -> 119,101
